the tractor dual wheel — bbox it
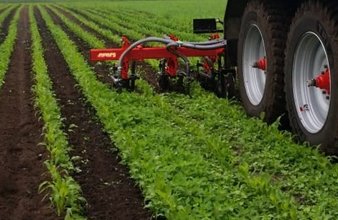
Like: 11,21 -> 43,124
285,0 -> 338,154
237,0 -> 290,123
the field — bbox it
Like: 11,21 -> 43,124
1,1 -> 338,219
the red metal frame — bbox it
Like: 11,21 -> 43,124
90,36 -> 225,79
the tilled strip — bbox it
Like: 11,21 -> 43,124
35,6 -> 152,220
0,6 -> 58,220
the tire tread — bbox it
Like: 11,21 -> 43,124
285,0 -> 338,154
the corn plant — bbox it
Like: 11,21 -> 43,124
51,4 -> 120,44
46,5 -> 104,48
29,6 -> 85,219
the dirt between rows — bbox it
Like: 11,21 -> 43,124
0,7 -> 59,220
35,6 -> 153,220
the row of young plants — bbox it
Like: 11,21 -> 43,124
0,5 -> 17,31
48,5 -> 159,67
161,86 -> 338,218
39,4 -> 338,219
29,6 -> 85,219
49,5 -> 196,71
84,7 -> 206,42
0,4 -> 10,11
46,5 -> 106,49
58,5 -> 154,40
59,0 -> 226,38
55,3 -> 203,47
50,5 -> 120,45
46,5 -> 104,49
59,6 -> 146,40
0,6 -> 20,89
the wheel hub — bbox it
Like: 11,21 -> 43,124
292,32 -> 331,133
243,24 -> 267,106
307,66 -> 330,96
252,57 -> 267,71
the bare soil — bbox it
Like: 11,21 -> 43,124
35,7 -> 153,220
0,7 -> 59,220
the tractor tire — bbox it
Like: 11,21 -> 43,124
284,0 -> 338,154
237,0 -> 290,123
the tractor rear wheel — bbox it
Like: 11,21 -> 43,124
284,0 -> 338,154
237,0 -> 289,123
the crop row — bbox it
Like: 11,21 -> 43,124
60,6 -> 148,41
57,4 -> 204,42
38,4 -> 338,219
46,5 -> 104,49
30,6 -> 85,219
0,5 -> 16,31
85,7 -> 206,42
58,0 -> 226,36
48,5 -> 159,67
0,6 -> 19,89
51,5 -> 120,45
0,5 -> 10,11
49,5 -> 197,70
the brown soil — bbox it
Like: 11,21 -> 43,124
35,7 -> 153,220
0,7 -> 59,220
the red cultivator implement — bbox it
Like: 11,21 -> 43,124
90,19 -> 236,97
88,0 -> 338,154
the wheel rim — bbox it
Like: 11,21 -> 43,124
242,24 -> 267,106
292,32 -> 331,133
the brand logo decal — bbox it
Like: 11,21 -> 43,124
97,52 -> 117,58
